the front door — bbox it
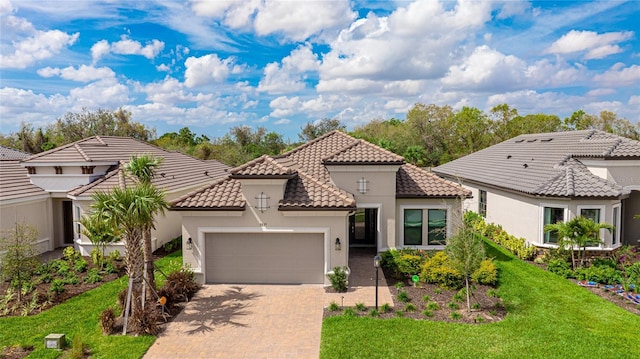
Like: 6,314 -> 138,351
62,201 -> 74,244
349,208 -> 377,247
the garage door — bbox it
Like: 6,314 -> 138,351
205,232 -> 324,284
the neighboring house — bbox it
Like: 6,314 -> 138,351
6,136 -> 229,256
171,131 -> 469,285
433,130 -> 640,251
0,146 -> 53,254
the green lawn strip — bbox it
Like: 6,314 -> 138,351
320,242 -> 640,358
0,251 -> 183,358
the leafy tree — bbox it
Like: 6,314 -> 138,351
124,154 -> 165,294
544,216 -> 613,269
90,182 -> 168,321
80,214 -> 120,269
445,223 -> 485,313
299,118 -> 345,142
403,146 -> 427,166
0,222 -> 40,303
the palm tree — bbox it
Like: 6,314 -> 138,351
90,182 -> 168,322
80,213 -> 120,269
544,216 -> 613,269
124,154 -> 163,294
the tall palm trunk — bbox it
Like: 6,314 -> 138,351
124,227 -> 144,318
143,226 -> 155,300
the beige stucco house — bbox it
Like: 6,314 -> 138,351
433,130 -> 640,251
172,131 -> 470,285
1,137 -> 228,256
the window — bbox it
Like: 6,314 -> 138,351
75,206 -> 81,239
404,209 -> 422,245
427,209 -> 447,245
612,205 -> 621,246
580,208 -> 601,223
479,190 -> 487,217
543,207 -> 565,243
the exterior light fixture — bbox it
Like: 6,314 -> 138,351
255,192 -> 270,212
186,237 -> 192,250
373,254 -> 381,310
335,238 -> 341,251
357,177 -> 369,194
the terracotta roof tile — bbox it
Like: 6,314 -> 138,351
0,161 -> 48,201
171,178 -> 245,210
323,139 -> 405,165
230,155 -> 296,178
397,164 -> 470,198
0,146 -> 30,161
279,172 -> 356,210
433,130 -> 638,198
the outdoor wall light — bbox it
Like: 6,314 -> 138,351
357,177 -> 369,194
186,237 -> 192,250
255,192 -> 270,212
335,237 -> 341,251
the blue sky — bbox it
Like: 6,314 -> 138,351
1,0 -> 638,141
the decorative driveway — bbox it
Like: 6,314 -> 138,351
143,284 -> 325,359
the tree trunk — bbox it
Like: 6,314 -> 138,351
124,228 -> 144,323
143,226 -> 155,301
465,276 -> 471,313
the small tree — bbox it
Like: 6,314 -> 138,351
545,216 -> 613,269
80,213 -> 120,269
445,223 -> 485,313
0,222 -> 40,303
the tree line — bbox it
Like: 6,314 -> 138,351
1,105 -> 638,167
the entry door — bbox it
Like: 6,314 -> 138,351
349,208 -> 377,247
62,201 -> 74,244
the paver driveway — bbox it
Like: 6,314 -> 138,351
144,284 -> 325,359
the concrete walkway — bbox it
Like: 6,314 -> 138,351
144,284 -> 325,359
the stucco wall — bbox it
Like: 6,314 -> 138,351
178,209 -> 349,285
0,197 -> 53,254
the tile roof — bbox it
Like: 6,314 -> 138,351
0,161 -> 48,202
18,136 -> 229,198
172,130 -> 468,210
171,178 -> 245,210
396,164 -> 470,198
433,130 -> 639,198
0,146 -> 30,161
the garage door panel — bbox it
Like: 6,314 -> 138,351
205,232 -> 324,284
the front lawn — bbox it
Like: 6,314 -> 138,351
0,251 -> 183,358
320,241 -> 640,358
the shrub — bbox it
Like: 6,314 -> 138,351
90,248 -> 102,266
465,212 -> 535,260
486,289 -> 500,298
74,258 -> 88,273
450,312 -> 462,320
343,308 -> 357,317
574,265 -> 622,285
447,302 -> 460,310
63,273 -> 79,285
131,300 -> 159,335
355,302 -> 366,311
55,260 -> 71,276
327,266 -> 348,292
626,262 -> 640,288
380,303 -> 392,313
472,259 -> 498,286
475,316 -> 484,323
472,303 -> 481,310
591,258 -> 617,269
452,292 -> 464,303
63,247 -> 80,262
404,303 -> 417,312
104,262 -> 118,274
427,302 -> 440,310
396,311 -> 404,317
421,295 -> 430,302
397,291 -> 410,303
420,252 -> 463,289
422,309 -> 434,317
328,301 -> 340,311
396,254 -> 423,276
395,282 -> 405,290
38,273 -> 53,284
547,259 -> 574,278
380,250 -> 401,278
369,309 -> 379,317
84,269 -> 102,284
160,267 -> 200,303
49,279 -> 65,294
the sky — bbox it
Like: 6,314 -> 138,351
0,0 -> 639,141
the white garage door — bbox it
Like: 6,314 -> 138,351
205,232 -> 325,284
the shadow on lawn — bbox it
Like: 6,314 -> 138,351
175,286 -> 262,335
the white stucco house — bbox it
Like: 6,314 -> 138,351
171,131 -> 470,285
433,130 -> 640,251
1,137 -> 229,256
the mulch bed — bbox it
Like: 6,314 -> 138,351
575,281 -> 640,315
0,346 -> 33,359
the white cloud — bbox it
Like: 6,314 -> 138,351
68,78 -> 131,109
545,30 -> 633,59
138,76 -> 213,105
257,43 -> 319,94
91,36 -> 164,63
0,29 -> 79,69
37,65 -> 115,82
156,63 -> 171,72
585,88 -> 616,97
593,64 -> 640,87
184,53 -> 242,87
273,118 -> 291,125
629,95 -> 640,106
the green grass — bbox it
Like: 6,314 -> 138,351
320,242 -> 640,358
0,251 -> 183,358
